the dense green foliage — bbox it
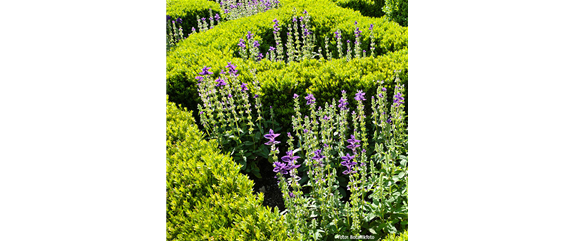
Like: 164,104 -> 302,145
166,97 -> 292,240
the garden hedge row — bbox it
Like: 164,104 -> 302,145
168,48 -> 407,137
166,0 -> 222,35
166,96 -> 292,240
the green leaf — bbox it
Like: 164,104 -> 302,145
398,171 -> 405,178
244,141 -> 254,146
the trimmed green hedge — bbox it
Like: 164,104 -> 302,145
166,96 -> 292,240
166,0 -> 222,35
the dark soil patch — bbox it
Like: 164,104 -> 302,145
246,159 -> 286,212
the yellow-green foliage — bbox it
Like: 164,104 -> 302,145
166,96 -> 292,240
381,230 -> 408,241
166,0 -> 222,34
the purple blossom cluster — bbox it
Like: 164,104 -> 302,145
264,129 -> 280,145
238,38 -> 246,48
311,149 -> 325,167
354,90 -> 365,101
346,135 -> 361,153
273,150 -> 301,175
226,62 -> 238,75
338,90 -> 349,110
340,153 -> 357,175
272,18 -> 280,34
215,77 -> 226,87
305,93 -> 316,105
393,92 -> 405,106
354,26 -> 362,38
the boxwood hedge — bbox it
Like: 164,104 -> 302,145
166,96 -> 292,240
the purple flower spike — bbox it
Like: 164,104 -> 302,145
394,92 -> 405,105
238,39 -> 246,48
312,149 -> 325,161
215,14 -> 220,21
177,18 -> 183,24
226,62 -> 238,75
294,93 -> 299,99
273,161 -> 286,173
167,15 -> 171,21
199,66 -> 213,75
215,77 -> 227,87
369,23 -> 374,30
338,97 -> 348,109
341,153 -> 356,164
264,129 -> 281,145
289,192 -> 295,198
305,93 -> 316,105
201,17 -> 206,21
246,31 -> 253,40
355,90 -> 366,101
195,76 -> 204,82
240,83 -> 248,92
254,94 -> 259,98
253,40 -> 260,48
